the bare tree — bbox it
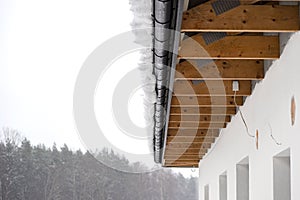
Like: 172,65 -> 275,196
0,127 -> 22,146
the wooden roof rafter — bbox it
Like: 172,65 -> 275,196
162,0 -> 299,168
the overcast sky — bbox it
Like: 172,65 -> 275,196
0,0 -> 199,177
1,0 -> 132,148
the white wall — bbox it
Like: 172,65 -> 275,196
198,32 -> 300,200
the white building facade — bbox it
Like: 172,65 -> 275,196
199,32 -> 300,200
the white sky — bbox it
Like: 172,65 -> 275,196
0,0 -> 198,177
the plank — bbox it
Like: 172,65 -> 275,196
164,154 -> 203,160
165,147 -> 208,155
178,35 -> 279,59
173,80 -> 251,96
240,0 -> 260,4
165,159 -> 200,164
175,60 -> 264,80
171,95 -> 243,107
169,115 -> 231,122
182,5 -> 299,32
170,107 -> 236,115
164,152 -> 207,158
164,163 -> 199,167
166,136 -> 215,143
166,143 -> 211,149
168,121 -> 226,129
167,129 -> 220,137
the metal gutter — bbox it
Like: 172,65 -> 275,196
161,0 -> 184,166
153,0 -> 183,163
153,0 -> 175,163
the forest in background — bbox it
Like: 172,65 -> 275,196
0,128 -> 198,200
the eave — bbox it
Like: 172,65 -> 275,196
152,0 -> 300,167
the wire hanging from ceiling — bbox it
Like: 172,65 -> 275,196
234,91 -> 255,138
268,123 -> 282,146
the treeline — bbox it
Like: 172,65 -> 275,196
0,129 -> 198,200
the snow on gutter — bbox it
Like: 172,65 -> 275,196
129,0 -> 156,158
152,0 -> 174,163
130,0 -> 183,164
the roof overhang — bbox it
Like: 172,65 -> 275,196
152,0 -> 299,167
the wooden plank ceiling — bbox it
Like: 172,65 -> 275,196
163,0 -> 299,167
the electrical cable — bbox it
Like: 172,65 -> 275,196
234,91 -> 255,138
203,90 -> 255,160
268,123 -> 282,146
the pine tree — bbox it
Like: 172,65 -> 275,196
0,132 -> 198,200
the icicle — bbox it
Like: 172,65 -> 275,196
129,0 -> 155,144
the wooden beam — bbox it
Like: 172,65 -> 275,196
165,147 -> 208,155
175,60 -> 264,80
170,107 -> 236,115
182,5 -> 299,32
240,0 -> 260,4
164,154 -> 203,160
178,35 -> 279,59
165,159 -> 200,163
173,80 -> 251,96
167,135 -> 216,140
169,115 -> 231,122
164,163 -> 199,167
167,129 -> 220,137
168,122 -> 226,129
166,143 -> 211,149
171,96 -> 243,107
164,153 -> 205,158
166,136 -> 215,144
